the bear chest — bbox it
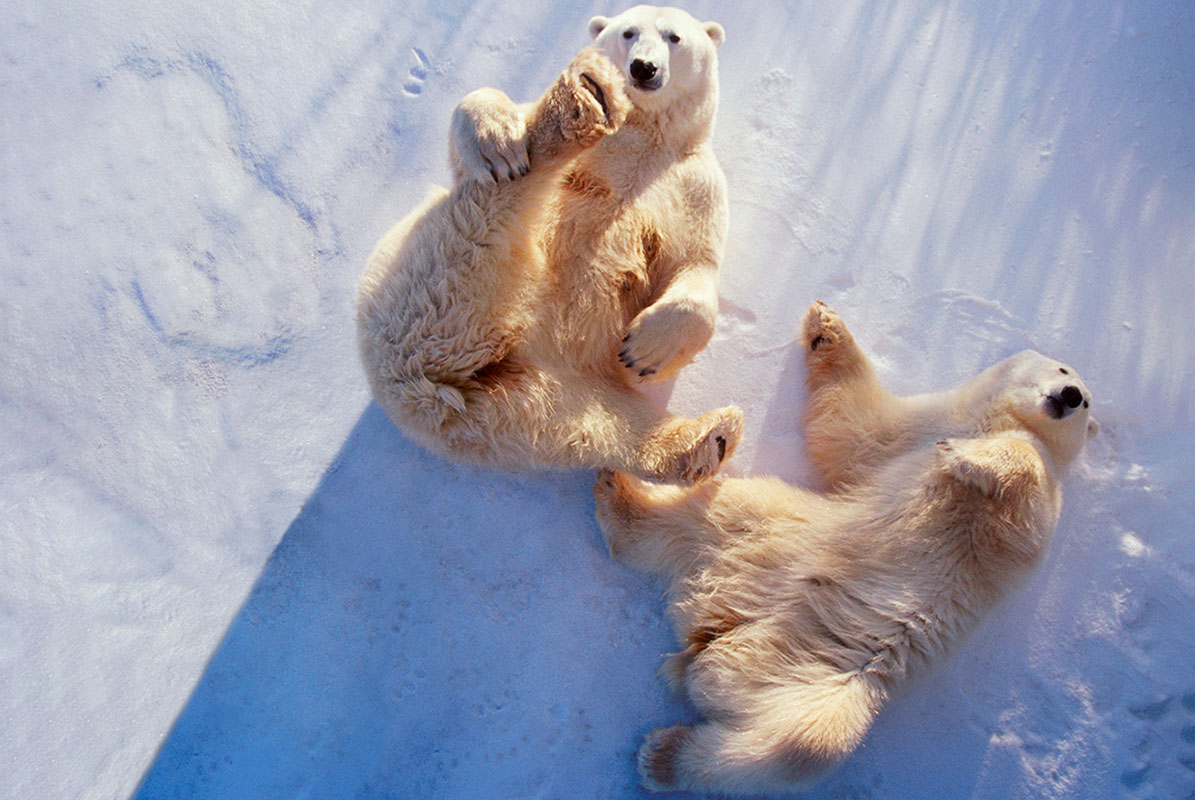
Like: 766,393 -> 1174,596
546,168 -> 677,294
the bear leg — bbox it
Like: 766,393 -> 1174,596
800,302 -> 901,489
593,469 -> 722,575
401,361 -> 740,481
639,676 -> 881,794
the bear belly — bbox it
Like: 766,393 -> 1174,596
529,176 -> 662,373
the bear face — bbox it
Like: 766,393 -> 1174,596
588,5 -> 724,107
968,350 -> 1099,468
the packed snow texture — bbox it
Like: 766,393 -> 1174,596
2,1 -> 1193,798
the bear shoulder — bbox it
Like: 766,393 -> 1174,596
932,435 -> 1062,569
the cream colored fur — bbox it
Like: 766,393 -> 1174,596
595,301 -> 1100,794
357,7 -> 740,483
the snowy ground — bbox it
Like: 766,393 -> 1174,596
2,1 -> 1193,798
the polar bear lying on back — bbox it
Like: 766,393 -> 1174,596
357,6 -> 741,483
595,302 -> 1099,794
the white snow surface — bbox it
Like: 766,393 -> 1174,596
2,1 -> 1193,798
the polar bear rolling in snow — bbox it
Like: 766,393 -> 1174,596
357,7 -> 740,483
595,302 -> 1100,794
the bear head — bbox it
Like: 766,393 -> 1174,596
588,5 -> 723,112
967,350 -> 1099,469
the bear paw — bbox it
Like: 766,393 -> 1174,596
529,47 -> 629,156
802,300 -> 845,352
619,301 -> 715,383
802,300 -> 864,371
450,87 -> 530,183
638,725 -> 691,791
592,468 -> 638,558
660,406 -> 742,485
592,467 -> 623,517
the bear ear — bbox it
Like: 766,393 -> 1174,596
588,16 -> 610,40
1087,416 -> 1100,440
704,21 -> 725,48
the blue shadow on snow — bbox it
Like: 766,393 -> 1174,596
132,403 -> 698,800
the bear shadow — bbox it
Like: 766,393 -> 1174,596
132,402 -> 713,800
129,399 -> 1006,799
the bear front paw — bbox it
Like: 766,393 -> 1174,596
801,300 -> 868,374
802,300 -> 848,354
450,87 -> 530,183
592,467 -> 621,511
529,47 -> 629,155
592,468 -> 643,559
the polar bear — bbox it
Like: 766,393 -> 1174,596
357,7 -> 739,483
594,301 -> 1100,794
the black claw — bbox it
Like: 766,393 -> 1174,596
622,333 -> 630,343
639,368 -> 656,377
810,334 -> 827,351
618,349 -> 628,359
716,435 -> 726,463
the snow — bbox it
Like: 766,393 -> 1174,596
1,1 -> 1192,798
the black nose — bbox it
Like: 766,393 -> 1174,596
1060,385 -> 1083,409
629,59 -> 657,81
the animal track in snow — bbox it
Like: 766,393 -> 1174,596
403,47 -> 430,96
1120,689 -> 1195,791
1182,693 -> 1195,772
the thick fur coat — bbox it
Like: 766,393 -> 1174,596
595,302 -> 1099,794
358,7 -> 739,482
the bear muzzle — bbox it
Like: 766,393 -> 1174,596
629,58 -> 664,91
1044,384 -> 1088,419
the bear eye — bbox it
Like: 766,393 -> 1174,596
1058,367 -> 1069,375
668,33 -> 681,44
623,29 -> 635,40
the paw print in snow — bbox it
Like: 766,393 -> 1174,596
1182,692 -> 1195,772
403,48 -> 430,96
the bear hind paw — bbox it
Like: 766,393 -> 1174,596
639,726 -> 691,791
658,406 -> 742,485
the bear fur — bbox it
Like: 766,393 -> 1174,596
357,7 -> 740,483
594,301 -> 1100,794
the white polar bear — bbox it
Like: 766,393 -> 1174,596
595,301 -> 1100,795
357,7 -> 740,483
